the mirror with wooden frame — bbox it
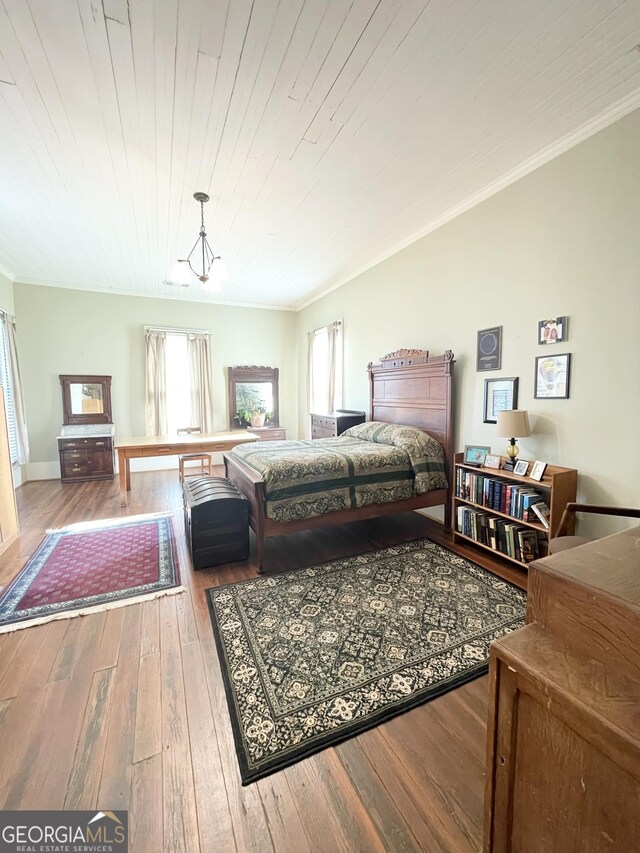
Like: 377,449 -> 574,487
228,366 -> 279,430
60,374 -> 113,425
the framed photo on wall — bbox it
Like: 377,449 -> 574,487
476,326 -> 502,371
538,316 -> 568,345
483,376 -> 518,424
535,353 -> 571,399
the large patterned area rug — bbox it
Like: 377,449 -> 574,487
0,513 -> 183,633
207,538 -> 526,784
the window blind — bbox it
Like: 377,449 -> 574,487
0,317 -> 18,464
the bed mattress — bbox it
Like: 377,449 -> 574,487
228,423 -> 447,523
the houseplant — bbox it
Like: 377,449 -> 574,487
235,385 -> 268,428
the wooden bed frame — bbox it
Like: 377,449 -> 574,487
223,349 -> 455,572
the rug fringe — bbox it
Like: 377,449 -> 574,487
0,585 -> 186,634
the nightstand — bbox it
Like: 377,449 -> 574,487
310,410 -> 366,439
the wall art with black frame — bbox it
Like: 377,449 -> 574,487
483,376 -> 518,424
534,353 -> 571,399
476,326 -> 502,371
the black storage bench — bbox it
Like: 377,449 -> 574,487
183,476 -> 249,569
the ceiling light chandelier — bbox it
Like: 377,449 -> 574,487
168,192 -> 228,291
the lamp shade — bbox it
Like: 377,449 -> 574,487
168,260 -> 193,286
496,409 -> 530,438
210,257 -> 229,283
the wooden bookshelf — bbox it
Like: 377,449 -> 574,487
452,453 -> 577,570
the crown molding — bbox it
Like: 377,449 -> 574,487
295,89 -> 640,312
0,262 -> 16,282
12,278 -> 296,312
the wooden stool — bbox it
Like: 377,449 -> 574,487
177,427 -> 212,481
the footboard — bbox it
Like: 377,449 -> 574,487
223,452 -> 268,570
224,447 -> 449,574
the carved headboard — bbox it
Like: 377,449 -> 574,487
368,349 -> 455,474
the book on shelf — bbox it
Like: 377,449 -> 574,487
457,506 -> 544,563
505,523 -> 517,559
516,489 -> 538,518
488,516 -> 498,550
517,529 -> 540,563
522,492 -> 543,519
455,471 -> 545,523
456,506 -> 491,546
491,480 -> 501,510
530,502 -> 551,528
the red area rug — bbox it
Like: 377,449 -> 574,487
0,513 -> 183,633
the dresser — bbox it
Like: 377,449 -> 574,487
247,426 -> 287,441
310,410 -> 366,439
484,527 -> 640,852
58,424 -> 115,484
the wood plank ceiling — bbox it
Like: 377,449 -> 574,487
0,0 -> 639,309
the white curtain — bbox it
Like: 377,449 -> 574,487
326,321 -> 338,412
307,330 -> 314,418
188,333 -> 214,432
6,318 -> 29,464
145,330 -> 167,436
308,321 -> 341,417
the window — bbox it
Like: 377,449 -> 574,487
0,316 -> 19,464
165,332 -> 191,435
309,321 -> 343,413
145,326 -> 214,436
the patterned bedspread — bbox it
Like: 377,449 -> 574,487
228,422 -> 447,523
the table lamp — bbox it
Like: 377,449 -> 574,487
496,410 -> 530,471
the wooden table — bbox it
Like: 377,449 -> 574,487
115,432 -> 258,506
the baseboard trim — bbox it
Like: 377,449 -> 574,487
26,461 -> 60,481
26,452 -> 227,481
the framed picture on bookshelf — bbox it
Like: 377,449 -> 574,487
484,454 -> 502,469
476,326 -> 502,371
463,445 -> 491,466
483,376 -> 518,423
530,460 -> 547,481
513,459 -> 529,476
534,353 -> 571,399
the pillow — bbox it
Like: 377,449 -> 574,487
342,421 -> 447,493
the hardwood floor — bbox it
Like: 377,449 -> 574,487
0,471 -> 513,853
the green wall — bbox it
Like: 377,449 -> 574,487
297,109 -> 640,534
14,286 -> 297,477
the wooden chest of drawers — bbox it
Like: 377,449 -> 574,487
310,410 -> 366,439
247,426 -> 287,441
484,527 -> 640,852
58,436 -> 114,483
